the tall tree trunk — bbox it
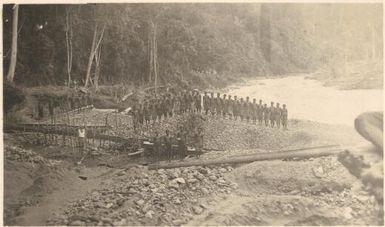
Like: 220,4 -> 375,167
85,24 -> 98,87
339,7 -> 347,76
85,24 -> 105,87
153,22 -> 158,96
312,5 -> 317,37
6,4 -> 19,84
94,44 -> 102,90
65,8 -> 73,87
260,4 -> 271,63
148,21 -> 153,83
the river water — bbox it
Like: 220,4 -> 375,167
223,75 -> 383,127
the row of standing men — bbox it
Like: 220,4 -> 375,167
202,92 -> 288,129
131,90 -> 288,129
131,90 -> 202,129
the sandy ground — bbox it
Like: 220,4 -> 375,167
188,158 -> 381,225
3,76 -> 383,226
3,113 -> 383,225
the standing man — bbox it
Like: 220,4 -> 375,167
182,90 -> 188,113
258,100 -> 263,125
192,91 -> 196,113
281,104 -> 288,130
87,93 -> 93,107
176,132 -> 186,159
195,127 -> 204,155
210,92 -> 215,116
48,98 -> 55,123
160,96 -> 166,120
239,98 -> 244,122
78,124 -> 87,153
222,94 -> 227,119
164,130 -> 173,161
215,93 -> 221,117
180,91 -> 186,114
65,93 -> 71,112
252,98 -> 257,124
74,93 -> 80,113
144,101 -> 151,126
188,91 -> 194,113
150,99 -> 157,124
69,93 -> 74,111
156,97 -> 163,122
263,103 -> 269,126
196,91 -> 202,113
164,94 -> 172,118
84,93 -> 89,107
275,103 -> 282,129
203,92 -> 209,115
269,102 -> 275,127
212,93 -> 217,116
245,97 -> 250,123
228,95 -> 233,120
170,93 -> 176,117
153,131 -> 161,161
74,79 -> 79,91
176,92 -> 182,115
233,96 -> 239,120
138,103 -> 144,127
132,104 -> 139,131
79,93 -> 85,109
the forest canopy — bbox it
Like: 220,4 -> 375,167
2,3 -> 383,88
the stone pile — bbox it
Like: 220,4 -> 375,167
5,144 -> 57,167
203,117 -> 293,151
47,165 -> 238,226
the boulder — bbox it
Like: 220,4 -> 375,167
174,178 -> 186,184
187,178 -> 198,184
145,210 -> 155,219
201,188 -> 209,194
192,206 -> 203,215
173,198 -> 182,205
168,181 -> 179,189
135,199 -> 145,206
208,175 -> 217,181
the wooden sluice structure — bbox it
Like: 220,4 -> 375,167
4,123 -> 143,145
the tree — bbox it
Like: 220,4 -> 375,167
260,4 -> 271,64
6,4 -> 19,84
84,22 -> 105,87
93,42 -> 102,89
2,3 -> 382,87
65,7 -> 73,86
148,20 -> 158,95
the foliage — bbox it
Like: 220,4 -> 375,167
2,3 -> 382,87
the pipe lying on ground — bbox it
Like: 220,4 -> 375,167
226,144 -> 340,159
148,147 -> 344,170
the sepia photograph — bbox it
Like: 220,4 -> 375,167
2,2 -> 384,226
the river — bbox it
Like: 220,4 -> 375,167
223,75 -> 383,127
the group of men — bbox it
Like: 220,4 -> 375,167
131,90 -> 288,130
131,90 -> 202,129
66,93 -> 93,112
146,127 -> 204,161
202,92 -> 288,129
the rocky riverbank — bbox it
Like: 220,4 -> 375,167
3,110 -> 382,225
